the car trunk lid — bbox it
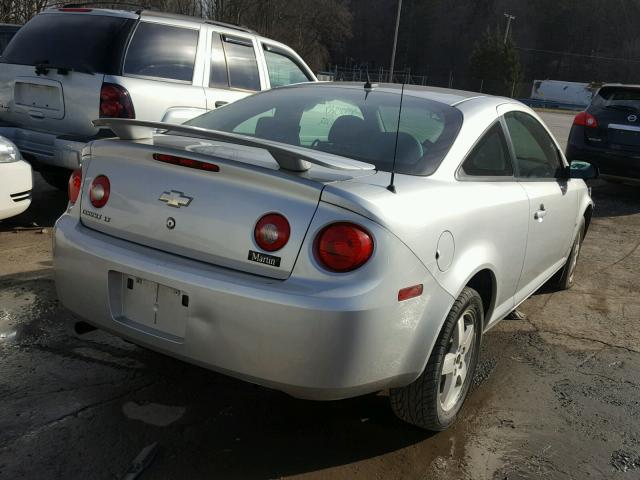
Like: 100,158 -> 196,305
80,134 -> 376,279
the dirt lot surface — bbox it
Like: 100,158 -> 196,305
1,112 -> 639,479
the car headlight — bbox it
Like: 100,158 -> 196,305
0,137 -> 19,163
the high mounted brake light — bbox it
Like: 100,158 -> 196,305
153,154 -> 220,172
58,8 -> 92,12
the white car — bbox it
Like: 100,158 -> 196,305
0,136 -> 32,221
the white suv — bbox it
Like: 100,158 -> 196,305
0,8 -> 316,189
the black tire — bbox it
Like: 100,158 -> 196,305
40,167 -> 72,192
390,287 -> 483,431
555,218 -> 585,290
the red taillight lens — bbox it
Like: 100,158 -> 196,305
68,168 -> 82,204
315,222 -> 374,272
89,175 -> 110,208
254,213 -> 290,252
398,284 -> 423,302
153,154 -> 219,172
100,83 -> 135,119
573,111 -> 598,128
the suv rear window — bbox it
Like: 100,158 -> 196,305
1,13 -> 134,74
592,87 -> 640,111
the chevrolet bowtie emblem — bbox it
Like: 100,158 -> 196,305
159,190 -> 193,208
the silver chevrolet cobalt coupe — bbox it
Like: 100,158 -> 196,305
54,82 -> 595,430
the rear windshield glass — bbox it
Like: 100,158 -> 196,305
1,13 -> 134,74
185,85 -> 463,175
592,87 -> 640,111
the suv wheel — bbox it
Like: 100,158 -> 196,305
390,287 -> 483,431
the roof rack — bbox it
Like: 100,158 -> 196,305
55,4 -> 255,34
138,10 -> 255,34
59,2 -> 151,9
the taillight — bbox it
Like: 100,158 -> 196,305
573,111 -> 598,128
68,168 -> 82,204
153,154 -> 219,172
89,175 -> 110,208
315,222 -> 374,272
254,213 -> 290,252
100,83 -> 135,119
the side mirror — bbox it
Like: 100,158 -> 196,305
569,161 -> 599,180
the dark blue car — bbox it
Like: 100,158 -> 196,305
566,84 -> 640,183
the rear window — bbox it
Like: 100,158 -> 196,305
592,87 -> 640,111
1,13 -> 134,74
185,85 -> 463,176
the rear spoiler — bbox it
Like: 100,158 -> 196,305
93,118 -> 375,172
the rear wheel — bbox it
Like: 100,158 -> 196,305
555,218 -> 585,290
40,167 -> 71,192
390,287 -> 483,431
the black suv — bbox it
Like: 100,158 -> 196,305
0,24 -> 20,54
566,84 -> 640,183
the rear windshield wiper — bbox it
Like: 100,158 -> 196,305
34,62 -> 94,76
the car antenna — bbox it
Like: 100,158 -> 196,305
364,71 -> 376,99
387,82 -> 405,193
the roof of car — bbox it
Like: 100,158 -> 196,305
284,82 -> 488,106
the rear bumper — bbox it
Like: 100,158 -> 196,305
567,128 -> 640,180
0,126 -> 109,170
53,214 -> 454,400
0,159 -> 32,221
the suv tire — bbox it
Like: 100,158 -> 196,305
40,167 -> 71,192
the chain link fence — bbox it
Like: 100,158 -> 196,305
323,66 -> 586,109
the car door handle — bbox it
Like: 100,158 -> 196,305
214,101 -> 228,108
534,204 -> 547,221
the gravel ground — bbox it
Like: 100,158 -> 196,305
1,112 -> 639,479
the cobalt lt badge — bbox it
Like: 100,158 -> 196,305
166,217 -> 176,230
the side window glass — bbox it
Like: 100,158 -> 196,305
264,48 -> 311,87
209,33 -> 228,88
461,123 -> 513,177
124,23 -> 198,82
222,36 -> 260,91
299,100 -> 363,146
505,111 -> 563,179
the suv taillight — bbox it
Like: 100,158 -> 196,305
100,83 -> 135,119
315,222 -> 374,272
68,169 -> 82,204
573,111 -> 598,128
